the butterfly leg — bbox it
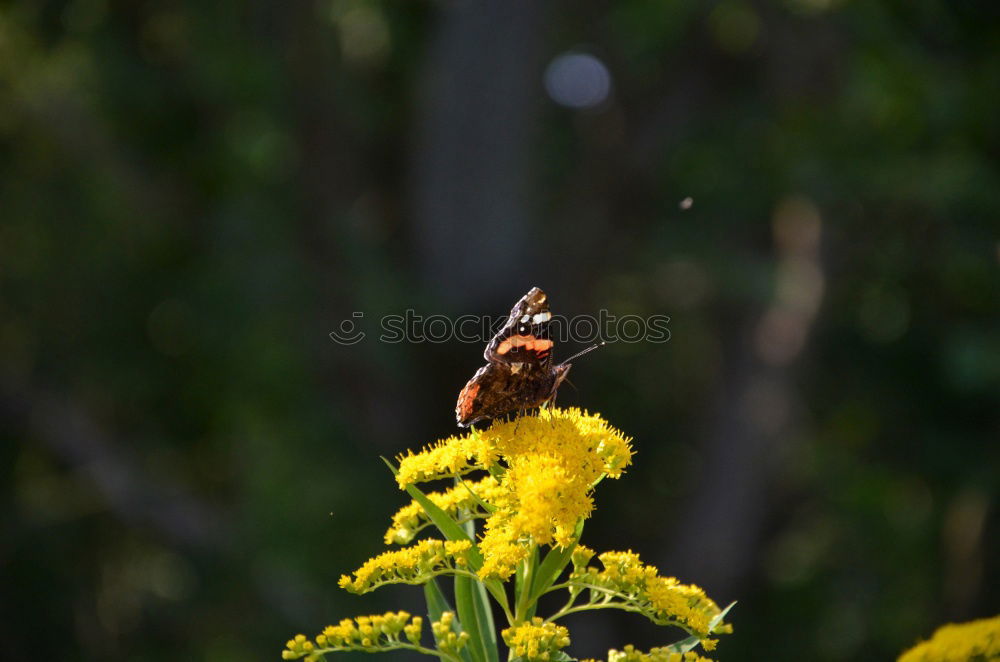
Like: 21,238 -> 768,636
540,395 -> 559,427
521,406 -> 533,434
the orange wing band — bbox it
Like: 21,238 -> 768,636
457,382 -> 480,418
497,336 -> 553,355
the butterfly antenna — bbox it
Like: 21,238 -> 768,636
559,341 -> 606,365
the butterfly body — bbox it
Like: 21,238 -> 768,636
456,287 -> 572,427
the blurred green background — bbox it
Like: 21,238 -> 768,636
1,1 -> 997,660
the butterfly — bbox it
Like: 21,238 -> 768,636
455,287 -> 600,427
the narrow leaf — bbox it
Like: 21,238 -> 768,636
424,578 -> 452,624
472,577 -> 499,662
382,458 -> 486,569
455,575 -> 488,662
664,634 -> 701,653
666,602 -> 737,653
710,601 -> 737,631
515,555 -> 527,604
528,520 -> 584,602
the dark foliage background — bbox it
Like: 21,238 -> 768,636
1,1 -> 997,661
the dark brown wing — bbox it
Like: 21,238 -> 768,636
483,287 -> 554,367
455,362 -> 571,427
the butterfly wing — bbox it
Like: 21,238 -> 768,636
455,362 -> 569,427
483,287 -> 554,367
456,364 -> 489,427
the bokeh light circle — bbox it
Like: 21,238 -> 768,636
544,52 -> 612,109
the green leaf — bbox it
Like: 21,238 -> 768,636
664,634 -> 701,653
457,476 -> 497,514
515,547 -> 539,621
515,554 -> 527,602
474,577 -> 499,662
487,464 -> 507,481
424,578 -> 452,623
528,519 -> 584,603
710,601 -> 737,632
405,483 -> 473,547
457,484 -> 498,662
425,579 -> 475,662
382,458 -> 485,570
455,575 -> 490,662
665,602 -> 737,653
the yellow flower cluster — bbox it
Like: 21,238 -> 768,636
477,533 -> 530,580
396,408 -> 631,488
488,408 -> 633,480
385,475 -> 505,545
897,614 -> 1000,662
570,549 -> 729,638
283,634 -> 320,661
394,430 -> 497,486
431,611 -> 470,657
582,645 -> 715,662
395,408 -> 633,580
502,618 -> 571,661
282,611 -> 422,660
338,539 -> 472,593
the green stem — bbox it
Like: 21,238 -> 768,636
542,581 -> 630,600
311,642 -> 464,662
541,584 -> 703,638
544,602 -> 649,623
360,567 -> 486,592
549,590 -> 579,621
513,545 -> 538,623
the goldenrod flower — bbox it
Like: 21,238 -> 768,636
431,611 -> 470,657
282,612 -> 423,660
476,450 -> 591,578
396,408 -> 633,580
582,644 -> 715,662
394,431 -> 493,487
897,614 -> 1000,662
569,550 -> 729,638
283,634 -> 318,662
572,544 -> 596,569
502,618 -> 571,661
283,407 -> 734,662
477,531 -> 530,580
487,408 -> 633,481
507,451 -> 594,545
396,408 -> 631,489
385,475 -> 505,545
338,539 -> 472,593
